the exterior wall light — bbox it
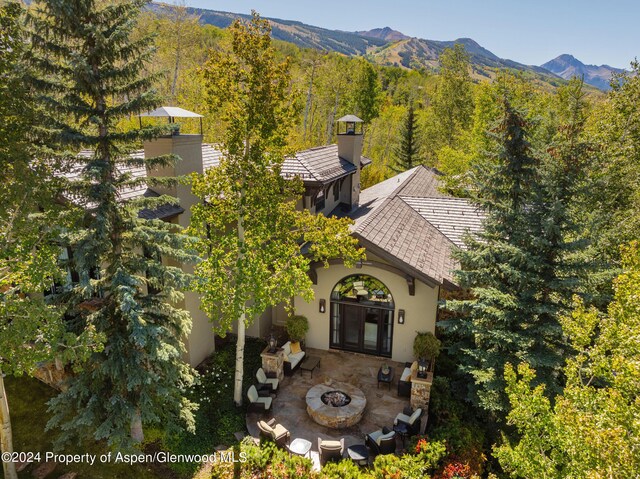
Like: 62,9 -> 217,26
398,309 -> 405,324
319,299 -> 326,313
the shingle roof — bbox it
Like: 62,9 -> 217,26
349,166 -> 484,287
63,150 -> 183,220
401,197 -> 484,249
281,144 -> 357,184
202,143 -> 369,186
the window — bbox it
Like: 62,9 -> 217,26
315,189 -> 325,212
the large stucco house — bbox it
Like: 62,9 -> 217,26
66,108 -> 482,367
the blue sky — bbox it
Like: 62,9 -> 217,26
184,0 -> 637,69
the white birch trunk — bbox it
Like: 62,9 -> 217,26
233,138 -> 249,406
0,370 -> 18,479
233,307 -> 246,406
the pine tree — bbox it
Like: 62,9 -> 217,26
442,100 -> 552,416
27,0 -> 197,449
443,93 -> 597,418
391,103 -> 422,173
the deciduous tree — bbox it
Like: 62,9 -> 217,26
191,12 -> 364,406
495,241 -> 640,478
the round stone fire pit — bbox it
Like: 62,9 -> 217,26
306,382 -> 366,429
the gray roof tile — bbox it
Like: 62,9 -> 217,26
350,166 -> 483,286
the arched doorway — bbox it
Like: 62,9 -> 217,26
329,274 -> 394,357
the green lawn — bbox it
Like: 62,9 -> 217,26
4,336 -> 266,479
5,376 -> 160,479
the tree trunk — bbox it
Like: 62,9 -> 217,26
130,408 -> 144,443
303,62 -> 316,143
326,91 -> 340,145
233,308 -> 246,406
233,138 -> 249,407
171,45 -> 180,98
0,370 -> 18,479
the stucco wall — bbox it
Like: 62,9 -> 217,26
293,254 -> 439,364
144,136 -> 216,367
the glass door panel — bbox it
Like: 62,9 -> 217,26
330,302 -> 341,347
342,304 -> 361,350
363,308 -> 379,353
380,310 -> 393,356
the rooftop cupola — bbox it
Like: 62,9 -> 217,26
336,115 -> 364,208
138,106 -> 204,136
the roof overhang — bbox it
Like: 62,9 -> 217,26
352,233 -> 443,289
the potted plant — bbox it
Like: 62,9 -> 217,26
413,331 -> 441,375
285,314 -> 309,345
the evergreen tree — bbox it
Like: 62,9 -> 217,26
391,103 -> 423,173
0,4 -> 67,478
28,0 -> 197,449
444,92 -> 597,418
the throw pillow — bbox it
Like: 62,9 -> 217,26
290,341 -> 302,354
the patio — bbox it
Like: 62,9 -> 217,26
246,348 -> 413,468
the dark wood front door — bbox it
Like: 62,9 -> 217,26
330,302 -> 393,357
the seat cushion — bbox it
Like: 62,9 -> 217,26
400,367 -> 412,382
376,431 -> 395,446
272,424 -> 288,438
247,386 -> 258,403
257,396 -> 272,409
256,368 -> 267,384
258,420 -> 273,435
367,429 -> 383,443
288,351 -> 305,367
409,408 -> 422,424
394,412 -> 411,425
320,440 -> 342,449
282,341 -> 292,356
266,378 -> 278,388
290,341 -> 302,354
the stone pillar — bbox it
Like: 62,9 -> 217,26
410,371 -> 433,411
260,346 -> 284,382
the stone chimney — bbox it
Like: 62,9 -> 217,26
336,115 -> 364,208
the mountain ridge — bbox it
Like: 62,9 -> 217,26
151,3 -> 613,91
540,54 -> 623,90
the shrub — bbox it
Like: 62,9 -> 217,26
413,331 -> 441,364
286,314 -> 309,342
319,459 -> 363,479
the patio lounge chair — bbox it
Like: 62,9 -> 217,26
394,407 -> 422,436
365,428 -> 396,456
397,361 -> 417,398
247,385 -> 272,414
318,437 -> 344,466
256,368 -> 279,393
282,341 -> 306,376
257,419 -> 290,447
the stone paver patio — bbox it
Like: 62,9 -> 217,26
246,348 -> 412,468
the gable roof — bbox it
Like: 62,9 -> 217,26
281,144 -> 371,185
199,143 -> 370,186
62,150 -> 184,220
349,166 -> 484,287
